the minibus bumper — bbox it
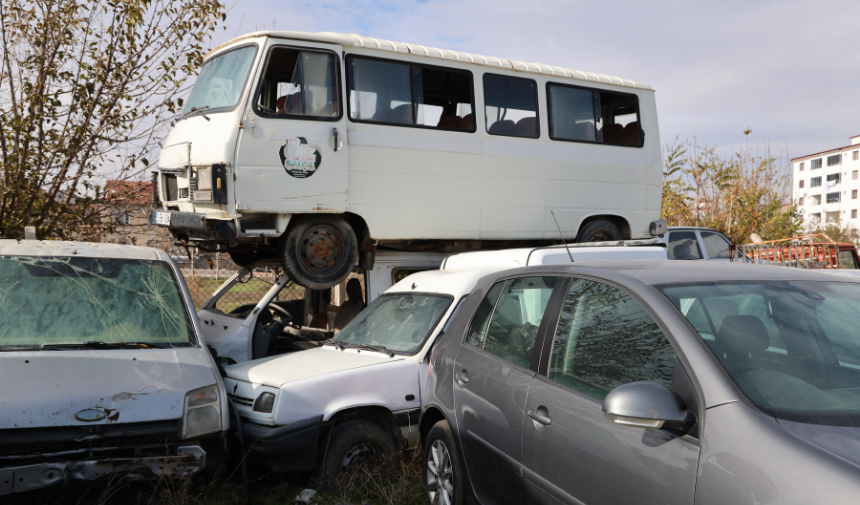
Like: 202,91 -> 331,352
153,210 -> 238,241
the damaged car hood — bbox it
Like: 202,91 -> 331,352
0,348 -> 217,429
225,346 -> 404,387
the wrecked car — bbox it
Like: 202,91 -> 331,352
0,241 -> 229,496
221,242 -> 666,484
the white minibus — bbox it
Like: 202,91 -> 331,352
154,31 -> 666,289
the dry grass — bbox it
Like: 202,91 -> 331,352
8,450 -> 425,505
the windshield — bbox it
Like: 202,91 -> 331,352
334,293 -> 452,354
181,45 -> 257,116
659,281 -> 860,426
0,257 -> 195,349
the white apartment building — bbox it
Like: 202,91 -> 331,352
793,134 -> 860,228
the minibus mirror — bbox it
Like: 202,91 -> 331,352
602,381 -> 693,432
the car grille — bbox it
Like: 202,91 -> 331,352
228,393 -> 254,408
0,433 -> 175,456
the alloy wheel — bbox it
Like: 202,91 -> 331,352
427,439 -> 454,505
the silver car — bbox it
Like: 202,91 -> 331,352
419,261 -> 860,504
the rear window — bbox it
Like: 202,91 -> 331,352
0,257 -> 195,348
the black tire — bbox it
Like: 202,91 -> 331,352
317,420 -> 398,488
576,219 -> 622,243
279,215 -> 358,290
228,251 -> 276,267
423,420 -> 466,505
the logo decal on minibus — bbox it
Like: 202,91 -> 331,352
279,137 -> 321,179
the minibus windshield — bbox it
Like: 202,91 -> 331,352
0,257 -> 195,349
181,45 -> 257,116
334,293 -> 452,354
659,280 -> 860,427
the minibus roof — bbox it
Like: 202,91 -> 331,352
206,31 -> 653,91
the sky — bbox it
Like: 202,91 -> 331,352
209,0 -> 860,162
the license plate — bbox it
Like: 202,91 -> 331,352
154,211 -> 171,226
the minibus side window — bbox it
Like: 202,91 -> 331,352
547,82 -> 642,147
483,74 -> 539,138
346,56 -> 475,132
254,47 -> 340,119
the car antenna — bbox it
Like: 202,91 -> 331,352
550,210 -> 574,263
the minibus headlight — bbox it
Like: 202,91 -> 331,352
182,384 -> 221,439
253,392 -> 276,413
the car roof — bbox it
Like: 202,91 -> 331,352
441,241 -> 667,270
0,240 -> 170,261
387,267 -> 510,297
487,260 -> 860,286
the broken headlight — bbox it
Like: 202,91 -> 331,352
182,384 -> 221,439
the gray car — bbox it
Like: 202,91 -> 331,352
419,261 -> 860,505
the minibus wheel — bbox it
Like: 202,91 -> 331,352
279,215 -> 358,290
577,220 -> 622,243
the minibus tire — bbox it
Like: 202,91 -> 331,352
279,215 -> 358,290
576,220 -> 622,243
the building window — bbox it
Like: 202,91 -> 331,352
799,197 -> 804,206
811,176 -> 822,187
799,180 -> 805,188
854,170 -> 859,180
800,162 -> 805,171
827,192 -> 841,203
811,158 -> 823,169
853,190 -> 857,199
828,173 -> 841,183
854,151 -> 859,161
828,154 -> 842,166
853,210 -> 858,219
812,194 -> 822,206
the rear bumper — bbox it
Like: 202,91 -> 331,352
0,445 -> 205,496
242,415 -> 323,473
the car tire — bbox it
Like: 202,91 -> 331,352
279,214 -> 358,290
423,420 -> 466,505
576,220 -> 622,243
317,420 -> 398,488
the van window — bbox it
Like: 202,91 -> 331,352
254,47 -> 340,118
347,56 -> 474,131
484,74 -> 538,138
547,83 -> 642,147
182,45 -> 257,115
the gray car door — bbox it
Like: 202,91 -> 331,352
521,277 -> 700,505
452,276 -> 560,505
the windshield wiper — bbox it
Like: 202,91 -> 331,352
182,105 -> 210,120
0,345 -> 41,352
41,341 -> 163,350
349,343 -> 394,357
322,338 -> 345,351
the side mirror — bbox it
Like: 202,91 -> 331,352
602,381 -> 694,432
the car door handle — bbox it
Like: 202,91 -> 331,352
528,409 -> 552,426
455,371 -> 469,387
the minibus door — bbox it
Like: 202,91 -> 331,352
234,41 -> 348,214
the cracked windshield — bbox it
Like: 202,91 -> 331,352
335,293 -> 451,354
0,257 -> 194,348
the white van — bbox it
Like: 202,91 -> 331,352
0,241 -> 229,496
154,30 -> 666,290
220,242 -> 666,483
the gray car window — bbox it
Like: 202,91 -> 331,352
667,231 -> 703,260
700,231 -> 733,260
467,282 -> 504,347
468,277 -> 557,369
548,279 -> 676,399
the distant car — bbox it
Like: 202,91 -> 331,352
0,241 -> 229,496
660,226 -> 739,261
221,243 -> 666,484
420,261 -> 860,505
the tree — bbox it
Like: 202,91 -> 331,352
806,218 -> 860,246
0,0 -> 225,240
661,134 -> 801,244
